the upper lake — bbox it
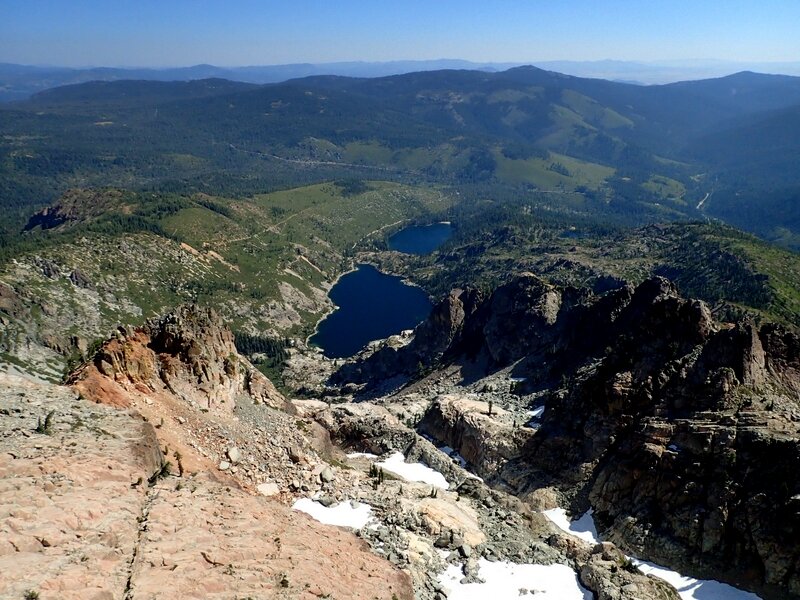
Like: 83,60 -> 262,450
310,264 -> 432,358
388,222 -> 452,254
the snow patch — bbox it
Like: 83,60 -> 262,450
525,405 -> 546,428
543,508 -> 762,599
346,451 -> 380,459
292,498 -> 374,529
542,507 -> 600,544
439,445 -> 468,468
438,558 -> 592,600
377,451 -> 450,489
631,559 -> 762,600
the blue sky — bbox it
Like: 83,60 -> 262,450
2,0 -> 800,67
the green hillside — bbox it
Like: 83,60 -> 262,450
3,66 -> 800,380
4,67 -> 800,247
0,181 -> 451,378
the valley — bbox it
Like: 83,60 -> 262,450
2,63 -> 800,600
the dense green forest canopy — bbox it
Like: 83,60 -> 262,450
2,66 -> 800,248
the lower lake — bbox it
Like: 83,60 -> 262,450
310,264 -> 432,358
387,222 -> 452,255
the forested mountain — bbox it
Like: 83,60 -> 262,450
3,66 -> 800,246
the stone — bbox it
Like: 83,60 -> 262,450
319,466 -> 334,483
69,268 -> 95,290
287,445 -> 305,464
256,483 -> 280,497
227,446 -> 241,464
218,461 -> 231,471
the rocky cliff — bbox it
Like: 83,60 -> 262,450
336,273 -> 800,599
518,279 -> 800,599
2,301 -> 695,600
71,304 -> 289,412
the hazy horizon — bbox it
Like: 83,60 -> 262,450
3,0 -> 800,69
5,57 -> 800,71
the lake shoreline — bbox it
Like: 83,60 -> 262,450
307,222 -> 452,357
304,265 -> 358,348
309,263 -> 433,358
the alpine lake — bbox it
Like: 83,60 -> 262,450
310,223 -> 452,358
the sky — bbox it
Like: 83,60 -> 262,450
2,0 -> 800,68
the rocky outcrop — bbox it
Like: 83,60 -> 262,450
0,281 -> 24,319
511,279 -> 800,599
579,542 -> 678,600
418,394 -> 535,479
68,268 -> 94,290
343,273 -> 800,598
71,304 -> 289,413
480,273 -> 564,364
24,188 -> 128,231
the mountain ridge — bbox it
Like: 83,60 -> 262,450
5,58 -> 800,103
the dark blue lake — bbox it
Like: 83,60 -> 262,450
310,264 -> 432,358
388,222 -> 452,255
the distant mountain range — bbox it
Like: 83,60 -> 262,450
0,60 -> 518,102
4,58 -> 800,102
3,65 -> 800,248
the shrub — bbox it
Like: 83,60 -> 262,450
34,411 -> 55,435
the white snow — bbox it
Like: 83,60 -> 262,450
438,558 -> 592,600
510,376 -> 528,383
631,559 -> 762,600
542,507 -> 600,544
292,498 -> 374,529
437,445 -> 483,481
543,508 -> 762,600
377,451 -> 450,489
346,451 -> 380,459
525,405 -> 546,428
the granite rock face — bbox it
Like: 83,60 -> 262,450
0,374 -> 161,600
339,274 -> 800,599
417,394 -> 534,479
71,304 -> 289,413
505,280 -> 800,597
0,373 -> 413,600
479,273 -> 563,364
